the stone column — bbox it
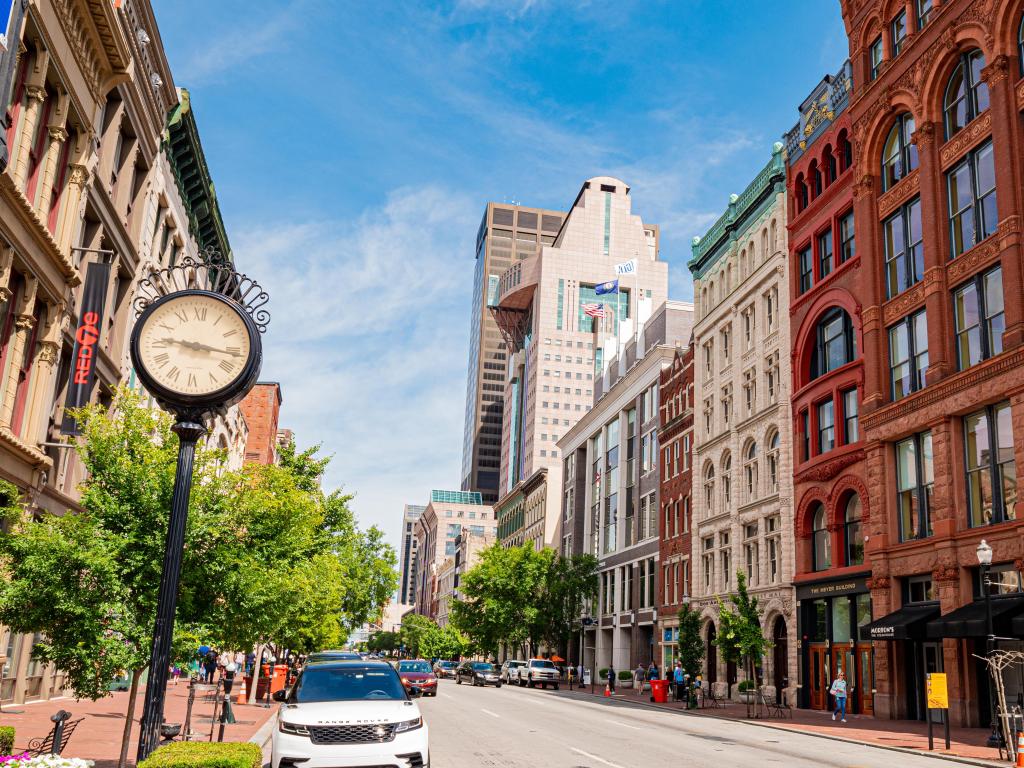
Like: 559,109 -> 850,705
21,301 -> 62,446
55,133 -> 92,256
981,55 -> 1024,349
10,45 -> 49,191
0,276 -> 37,427
33,89 -> 69,221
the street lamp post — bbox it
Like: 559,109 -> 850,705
976,539 -> 1002,749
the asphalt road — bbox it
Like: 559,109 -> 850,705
419,679 -> 964,768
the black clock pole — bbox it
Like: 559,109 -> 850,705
136,419 -> 207,762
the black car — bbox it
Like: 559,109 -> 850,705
306,650 -> 362,663
455,660 -> 501,687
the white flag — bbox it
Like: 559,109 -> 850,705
615,258 -> 638,276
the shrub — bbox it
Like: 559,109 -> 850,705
138,742 -> 262,768
0,727 -> 13,755
737,679 -> 756,692
617,670 -> 632,681
598,668 -> 608,680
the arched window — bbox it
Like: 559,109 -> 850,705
812,504 -> 831,571
767,430 -> 780,493
795,174 -> 808,211
744,442 -> 758,500
838,129 -> 853,171
770,219 -> 778,252
844,494 -> 864,566
1019,15 -> 1024,76
811,308 -> 857,379
809,160 -> 822,198
824,145 -> 837,184
761,230 -> 768,261
881,113 -> 918,191
721,453 -> 732,507
704,464 -> 715,516
944,49 -> 989,139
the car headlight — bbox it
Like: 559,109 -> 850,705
401,677 -> 410,683
279,720 -> 310,736
394,716 -> 423,733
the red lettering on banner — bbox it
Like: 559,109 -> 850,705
72,313 -> 101,385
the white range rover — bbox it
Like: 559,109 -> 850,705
272,660 -> 430,768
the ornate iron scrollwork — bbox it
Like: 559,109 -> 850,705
132,247 -> 269,333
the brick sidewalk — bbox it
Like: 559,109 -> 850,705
558,682 -> 1007,766
0,682 -> 275,765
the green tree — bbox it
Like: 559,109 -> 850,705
0,392 -> 227,768
367,630 -> 399,655
536,553 -> 599,658
421,624 -> 469,661
717,571 -> 769,714
450,544 -> 549,658
400,614 -> 437,658
676,603 -> 704,680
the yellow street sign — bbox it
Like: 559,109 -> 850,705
927,672 -> 948,709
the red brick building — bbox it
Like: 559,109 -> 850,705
238,382 -> 282,465
841,0 -> 1024,727
784,62 -> 875,715
656,344 -> 694,671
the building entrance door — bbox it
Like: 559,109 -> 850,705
856,643 -> 874,715
809,644 -> 829,710
706,624 -> 717,686
773,617 -> 788,703
831,645 -> 854,711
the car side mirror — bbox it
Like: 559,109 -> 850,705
272,689 -> 288,702
408,686 -> 422,698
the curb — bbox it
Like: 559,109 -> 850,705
248,712 -> 276,749
559,688 -> 1005,768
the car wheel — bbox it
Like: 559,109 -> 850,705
496,683 -> 502,688
553,684 -> 559,690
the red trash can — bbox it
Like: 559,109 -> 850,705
650,679 -> 669,703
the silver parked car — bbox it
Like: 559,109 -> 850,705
499,659 -> 525,684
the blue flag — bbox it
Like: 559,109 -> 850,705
595,279 -> 619,295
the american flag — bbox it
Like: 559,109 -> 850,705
583,303 -> 607,318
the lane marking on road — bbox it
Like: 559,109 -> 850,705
570,747 -> 626,768
609,720 -> 642,730
480,708 -> 501,718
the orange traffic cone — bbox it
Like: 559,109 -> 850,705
1015,732 -> 1024,767
604,684 -> 611,697
236,678 -> 247,704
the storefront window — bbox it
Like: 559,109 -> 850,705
833,599 -> 852,643
856,593 -> 872,637
813,599 -> 828,641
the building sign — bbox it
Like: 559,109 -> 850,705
869,624 -> 897,639
795,576 -> 868,601
61,261 -> 110,435
926,672 -> 948,709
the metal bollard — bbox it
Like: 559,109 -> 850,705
51,710 -> 72,755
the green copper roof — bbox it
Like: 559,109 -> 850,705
688,144 -> 786,279
164,88 -> 232,260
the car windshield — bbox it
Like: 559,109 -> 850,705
291,665 -> 406,702
472,662 -> 495,671
440,662 -> 457,669
531,660 -> 556,668
398,661 -> 432,674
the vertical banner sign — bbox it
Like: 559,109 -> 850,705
61,261 -> 110,435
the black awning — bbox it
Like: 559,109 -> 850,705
926,594 -> 1024,640
862,602 -> 940,641
1013,613 -> 1024,637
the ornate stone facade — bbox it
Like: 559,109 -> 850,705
688,144 -> 797,702
842,0 -> 1024,729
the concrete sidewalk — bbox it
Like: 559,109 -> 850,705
557,682 -> 1007,766
1,682 -> 276,765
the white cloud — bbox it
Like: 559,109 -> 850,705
233,185 -> 480,546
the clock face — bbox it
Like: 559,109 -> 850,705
136,293 -> 253,398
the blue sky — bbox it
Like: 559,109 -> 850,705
154,0 -> 848,552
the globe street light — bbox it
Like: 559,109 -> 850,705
976,539 -> 1001,749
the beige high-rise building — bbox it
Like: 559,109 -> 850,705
461,203 -> 564,505
492,177 -> 668,551
688,143 -> 796,704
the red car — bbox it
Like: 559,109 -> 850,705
397,659 -> 438,697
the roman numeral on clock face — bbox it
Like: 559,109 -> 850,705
154,353 -> 170,367
174,310 -> 189,324
219,359 -> 234,374
187,373 -> 198,388
168,366 -> 180,382
193,307 -> 207,321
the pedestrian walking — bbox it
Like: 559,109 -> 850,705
647,661 -> 659,683
607,663 -> 616,695
577,662 -> 584,688
204,648 -> 219,684
830,670 -> 848,723
634,663 -> 645,696
245,650 -> 256,677
672,662 -> 685,702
